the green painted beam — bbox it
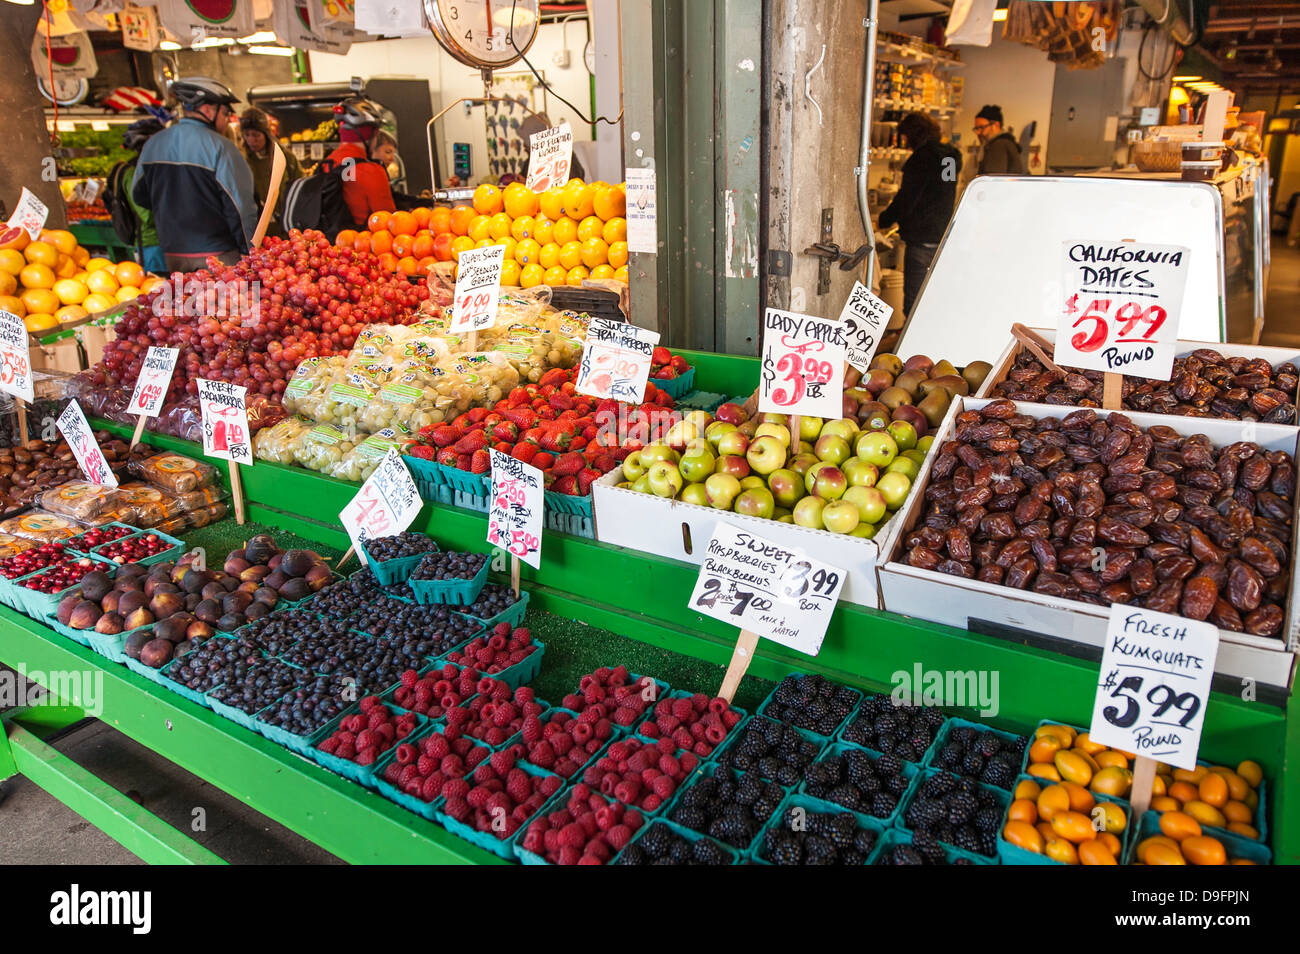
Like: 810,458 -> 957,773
6,723 -> 227,865
4,704 -> 86,734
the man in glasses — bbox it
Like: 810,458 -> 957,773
973,104 -> 1025,176
133,76 -> 259,272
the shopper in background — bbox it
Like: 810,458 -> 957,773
132,76 -> 258,272
877,111 -> 962,317
239,107 -> 304,239
973,105 -> 1025,175
325,96 -> 397,228
106,117 -> 167,273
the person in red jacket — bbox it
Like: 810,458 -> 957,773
325,97 -> 396,228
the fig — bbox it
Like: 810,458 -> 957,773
115,576 -> 144,593
244,534 -> 278,564
201,582 -> 227,602
117,563 -> 149,579
245,600 -> 271,621
186,620 -> 215,641
223,591 -> 253,615
281,549 -> 319,578
217,612 -> 246,632
265,569 -> 289,591
80,570 -> 113,603
149,592 -> 184,619
173,640 -> 194,658
221,575 -> 240,592
180,568 -> 213,594
124,607 -> 156,630
57,593 -> 79,625
139,638 -> 173,669
280,578 -> 312,601
224,555 -> 252,578
124,630 -> 150,660
69,600 -> 103,630
268,552 -> 283,571
94,612 -> 125,635
253,586 -> 279,607
305,565 -> 334,592
195,599 -> 222,625
155,617 -> 189,643
184,593 -> 201,611
101,590 -> 122,615
118,591 -> 149,617
240,565 -> 272,584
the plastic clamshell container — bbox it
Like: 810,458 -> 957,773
922,716 -> 1027,791
796,741 -> 921,829
1180,140 -> 1224,162
1181,159 -> 1220,182
409,556 -> 489,606
751,790 -> 888,864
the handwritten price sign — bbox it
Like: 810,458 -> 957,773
129,346 -> 178,418
7,187 -> 48,242
487,449 -> 544,569
196,378 -> 252,466
758,308 -> 846,420
838,281 -> 893,374
0,309 -> 33,403
1053,240 -> 1190,381
1088,603 -> 1218,771
525,122 -> 574,193
689,523 -> 845,656
575,318 -> 660,404
340,448 -> 422,566
57,400 -> 117,488
449,244 -> 506,333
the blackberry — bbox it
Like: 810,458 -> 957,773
885,773 -> 909,796
628,823 -> 731,865
804,835 -> 836,864
669,840 -> 693,864
977,734 -> 1003,759
947,792 -> 977,826
616,844 -> 647,865
870,792 -> 897,818
693,838 -> 729,864
953,826 -> 983,855
980,757 -> 1017,791
763,673 -> 861,735
828,785 -> 863,811
762,807 -> 875,865
876,753 -> 903,777
671,768 -> 779,850
974,807 -> 1002,833
962,751 -> 986,776
885,845 -> 926,865
674,806 -> 708,831
639,823 -> 674,859
938,743 -> 964,768
911,829 -> 948,864
767,832 -> 803,865
854,829 -> 877,854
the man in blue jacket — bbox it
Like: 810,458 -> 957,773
132,77 -> 259,273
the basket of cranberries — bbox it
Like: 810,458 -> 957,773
90,529 -> 183,568
15,555 -> 115,620
0,543 -> 72,611
67,523 -> 137,556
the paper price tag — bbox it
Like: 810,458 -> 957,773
838,281 -> 892,374
449,244 -> 506,333
575,318 -> 660,404
340,448 -> 421,566
625,167 -> 657,255
689,523 -> 844,656
310,142 -> 325,160
486,449 -> 543,569
82,179 -> 101,204
1053,240 -> 1190,382
196,378 -> 252,466
1088,603 -> 1219,771
758,308 -> 847,420
525,122 -> 574,193
0,310 -> 33,403
7,187 -> 48,242
57,400 -> 117,488
129,346 -> 178,418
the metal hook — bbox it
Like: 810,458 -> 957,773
804,43 -> 826,127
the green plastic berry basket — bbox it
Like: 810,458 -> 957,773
757,676 -> 863,742
89,527 -> 185,569
796,742 -> 922,830
426,460 -> 490,496
402,455 -> 454,506
872,826 -> 996,865
899,768 -> 1011,862
835,693 -> 947,766
445,639 -> 543,692
66,522 -> 141,558
251,696 -> 357,757
512,787 -> 621,866
543,488 -> 594,518
207,683 -> 283,732
650,365 -> 695,399
711,716 -> 829,789
282,571 -> 346,611
42,613 -> 95,648
671,389 -> 728,413
1124,808 -> 1271,865
518,709 -> 616,783
378,669 -> 478,723
430,689 -> 551,754
661,762 -> 774,854
84,630 -> 131,665
434,760 -> 562,860
451,488 -> 490,513
372,721 -> 446,821
123,653 -> 172,687
543,507 -> 594,539
633,690 -> 748,761
157,646 -> 229,710
750,791 -> 888,865
360,535 -> 439,586
463,589 -> 530,631
610,816 -> 742,865
922,717 -> 1027,791
306,705 -> 431,788
12,555 -> 116,622
996,773 -> 1131,866
409,556 -> 490,606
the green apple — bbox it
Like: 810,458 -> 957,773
768,468 -> 806,508
821,499 -> 861,534
777,514 -> 794,523
917,435 -> 934,453
856,431 -> 898,467
679,482 -> 711,507
746,435 -> 788,475
621,451 -> 647,482
887,420 -> 918,451
647,460 -> 683,498
755,422 -> 792,446
902,449 -> 927,468
805,459 -> 835,494
679,446 -> 716,483
717,430 -> 750,457
849,521 -> 878,539
664,419 -> 700,451
704,473 -> 741,510
814,434 -> 851,467
759,412 -> 788,427
843,458 -> 879,488
632,474 -> 652,494
792,496 -> 825,529
886,457 -> 919,482
773,506 -> 792,520
705,420 -> 738,450
799,415 -> 824,442
876,471 -> 912,509
844,485 -> 886,523
797,440 -> 814,456
685,409 -> 712,432
641,443 -> 679,464
734,487 -> 776,519
739,475 -> 766,490
821,418 -> 860,442
812,466 -> 848,501
789,452 -> 820,477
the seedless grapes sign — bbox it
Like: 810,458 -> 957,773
1053,240 -> 1190,381
449,244 -> 506,333
759,308 -> 846,420
689,523 -> 845,656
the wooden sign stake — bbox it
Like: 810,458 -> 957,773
789,414 -> 801,456
250,144 -> 287,249
510,554 -> 521,597
468,330 -> 478,352
335,546 -> 355,570
130,414 -> 147,448
15,398 -> 28,445
717,629 -> 760,704
1010,323 -> 1068,378
228,462 -> 246,526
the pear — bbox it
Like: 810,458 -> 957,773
963,360 -> 993,392
918,389 -> 952,428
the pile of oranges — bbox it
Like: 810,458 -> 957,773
332,179 -> 629,288
1133,812 -> 1257,865
1002,776 -> 1128,865
0,227 -> 160,335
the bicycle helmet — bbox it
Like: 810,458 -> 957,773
170,76 -> 239,110
335,96 -> 386,131
122,117 -> 166,151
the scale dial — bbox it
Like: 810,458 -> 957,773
424,0 -> 539,70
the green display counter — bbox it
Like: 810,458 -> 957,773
1,349 -> 1295,864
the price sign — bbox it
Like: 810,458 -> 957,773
838,281 -> 892,374
486,449 -> 543,569
129,346 -> 178,418
1053,240 -> 1190,381
449,244 -> 506,333
575,317 -> 660,403
1088,603 -> 1219,771
758,308 -> 846,420
82,179 -> 101,204
340,448 -> 422,566
196,378 -> 252,466
7,187 -> 48,242
689,523 -> 845,656
57,400 -> 117,488
310,142 -> 325,160
525,122 -> 574,193
625,167 -> 657,255
0,310 -> 33,403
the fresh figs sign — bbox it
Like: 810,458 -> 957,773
759,308 -> 846,420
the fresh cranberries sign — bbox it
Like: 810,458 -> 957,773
758,308 -> 846,420
196,378 -> 252,466
1053,240 -> 1190,382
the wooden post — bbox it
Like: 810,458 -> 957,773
789,415 -> 801,455
15,397 -> 27,445
1129,753 -> 1158,818
335,546 -> 355,570
130,414 -> 147,448
510,554 -> 521,597
1102,373 -> 1122,411
468,330 -> 478,352
228,462 -> 246,526
717,629 -> 760,704
250,144 -> 287,249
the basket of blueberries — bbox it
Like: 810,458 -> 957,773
361,531 -> 439,586
409,550 -> 490,606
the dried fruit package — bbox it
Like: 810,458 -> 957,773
132,452 -> 217,494
254,416 -> 315,466
115,482 -> 184,522
0,533 -> 37,560
41,480 -> 124,521
174,485 -> 228,513
184,501 -> 229,528
0,510 -> 84,543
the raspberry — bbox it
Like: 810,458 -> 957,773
506,773 -> 532,804
490,750 -> 515,775
355,729 -> 377,750
605,824 -> 632,850
359,695 -> 381,712
356,747 -> 379,766
444,798 -> 470,822
467,787 -> 493,809
473,764 -> 495,785
613,707 -> 638,726
400,670 -> 418,688
442,778 -> 471,800
522,716 -> 543,743
651,775 -> 676,799
529,741 -> 556,769
558,823 -> 587,849
440,754 -> 464,777
641,794 -> 662,811
420,776 -> 442,801
671,697 -> 694,720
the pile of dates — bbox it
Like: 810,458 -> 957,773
900,400 -> 1295,637
990,348 -> 1298,424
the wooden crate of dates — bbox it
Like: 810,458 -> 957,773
976,330 -> 1300,425
878,396 -> 1300,689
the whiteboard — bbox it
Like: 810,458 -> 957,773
896,176 -> 1226,366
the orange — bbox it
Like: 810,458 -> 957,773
1198,772 -> 1229,808
539,242 -> 561,269
376,252 -> 399,272
412,206 -> 433,229
488,213 -> 513,240
335,228 -> 358,247
577,215 -> 605,242
1029,735 -> 1062,764
416,256 -> 437,274
24,313 -> 57,334
503,182 -> 540,218
412,232 -> 435,260
1098,832 -> 1123,856
1027,763 -> 1062,782
370,230 -> 393,255
593,184 -> 626,220
472,183 -> 504,215
1007,799 -> 1037,824
590,263 -> 615,280
500,259 -> 521,286
82,292 -> 116,313
0,249 -> 26,276
561,179 -> 594,219
24,241 -> 57,268
543,265 -> 568,286
1072,732 -> 1108,756
514,239 -> 542,266
613,265 -> 628,283
1036,784 -> 1070,822
565,265 -> 590,286
115,286 -> 140,302
1183,800 -> 1227,830
519,263 -> 545,289
0,227 -> 29,252
1060,781 -> 1094,813
40,229 -> 77,255
602,216 -> 627,244
552,216 -> 579,246
353,231 -> 372,253
532,215 -> 554,245
1044,838 -> 1079,865
494,236 -> 518,262
448,205 -> 475,236
474,238 -> 493,250
1168,780 -> 1198,805
558,241 -> 584,271
1014,779 -> 1042,801
1181,835 -> 1227,866
19,263 -> 55,290
52,278 -> 88,305
1236,760 -> 1263,788
116,261 -> 145,288
85,257 -> 114,273
54,304 -> 87,323
1055,750 -> 1094,785
429,207 -> 452,235
1049,811 -> 1096,843
1001,820 -> 1044,854
55,255 -> 77,279
1090,766 -> 1132,798
391,234 -> 415,258
580,237 -> 608,269
367,210 -> 391,233
72,245 -> 89,266
21,288 -> 59,314
389,210 -> 418,236
0,295 -> 25,317
510,215 -> 535,242
0,272 -> 14,297
1078,840 -> 1118,865
468,214 -> 492,242
450,236 -> 475,260
1159,811 -> 1201,841
433,233 -> 454,261
397,256 -> 419,276
538,187 -> 565,222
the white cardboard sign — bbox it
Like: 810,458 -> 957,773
625,167 -> 657,255
486,449 -> 544,569
838,281 -> 892,374
7,188 -> 48,242
525,122 -> 574,193
0,310 -> 34,403
1088,603 -> 1219,771
129,346 -> 178,418
575,318 -> 660,404
1053,240 -> 1190,382
57,400 -> 117,488
758,308 -> 847,420
196,378 -> 252,466
450,244 -> 506,333
340,448 -> 422,566
688,522 -> 845,656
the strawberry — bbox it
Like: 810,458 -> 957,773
428,423 -> 461,447
492,421 -> 520,443
538,406 -> 558,420
453,412 -> 475,431
551,474 -> 578,495
538,431 -> 571,454
589,454 -> 616,473
493,442 -> 512,454
502,407 -> 538,429
655,367 -> 678,379
483,412 -> 503,427
470,450 -> 490,474
511,442 -> 539,464
436,447 -> 459,467
467,408 -> 490,424
571,436 -> 588,452
454,431 -> 489,454
596,398 -> 619,417
532,452 -> 554,471
507,387 -> 531,407
671,355 -> 690,373
577,468 -> 602,495
582,424 -> 599,441
456,453 -> 473,471
655,390 -> 674,407
652,346 -> 671,366
539,368 -> 570,388
408,445 -> 435,460
552,452 -> 585,477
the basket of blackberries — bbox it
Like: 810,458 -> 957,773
409,550 -> 490,606
361,531 -> 440,586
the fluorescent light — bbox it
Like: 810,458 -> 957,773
237,31 -> 277,43
248,45 -> 295,56
160,40 -> 181,50
1173,75 -> 1201,82
992,8 -> 1007,21
4,0 -> 37,6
